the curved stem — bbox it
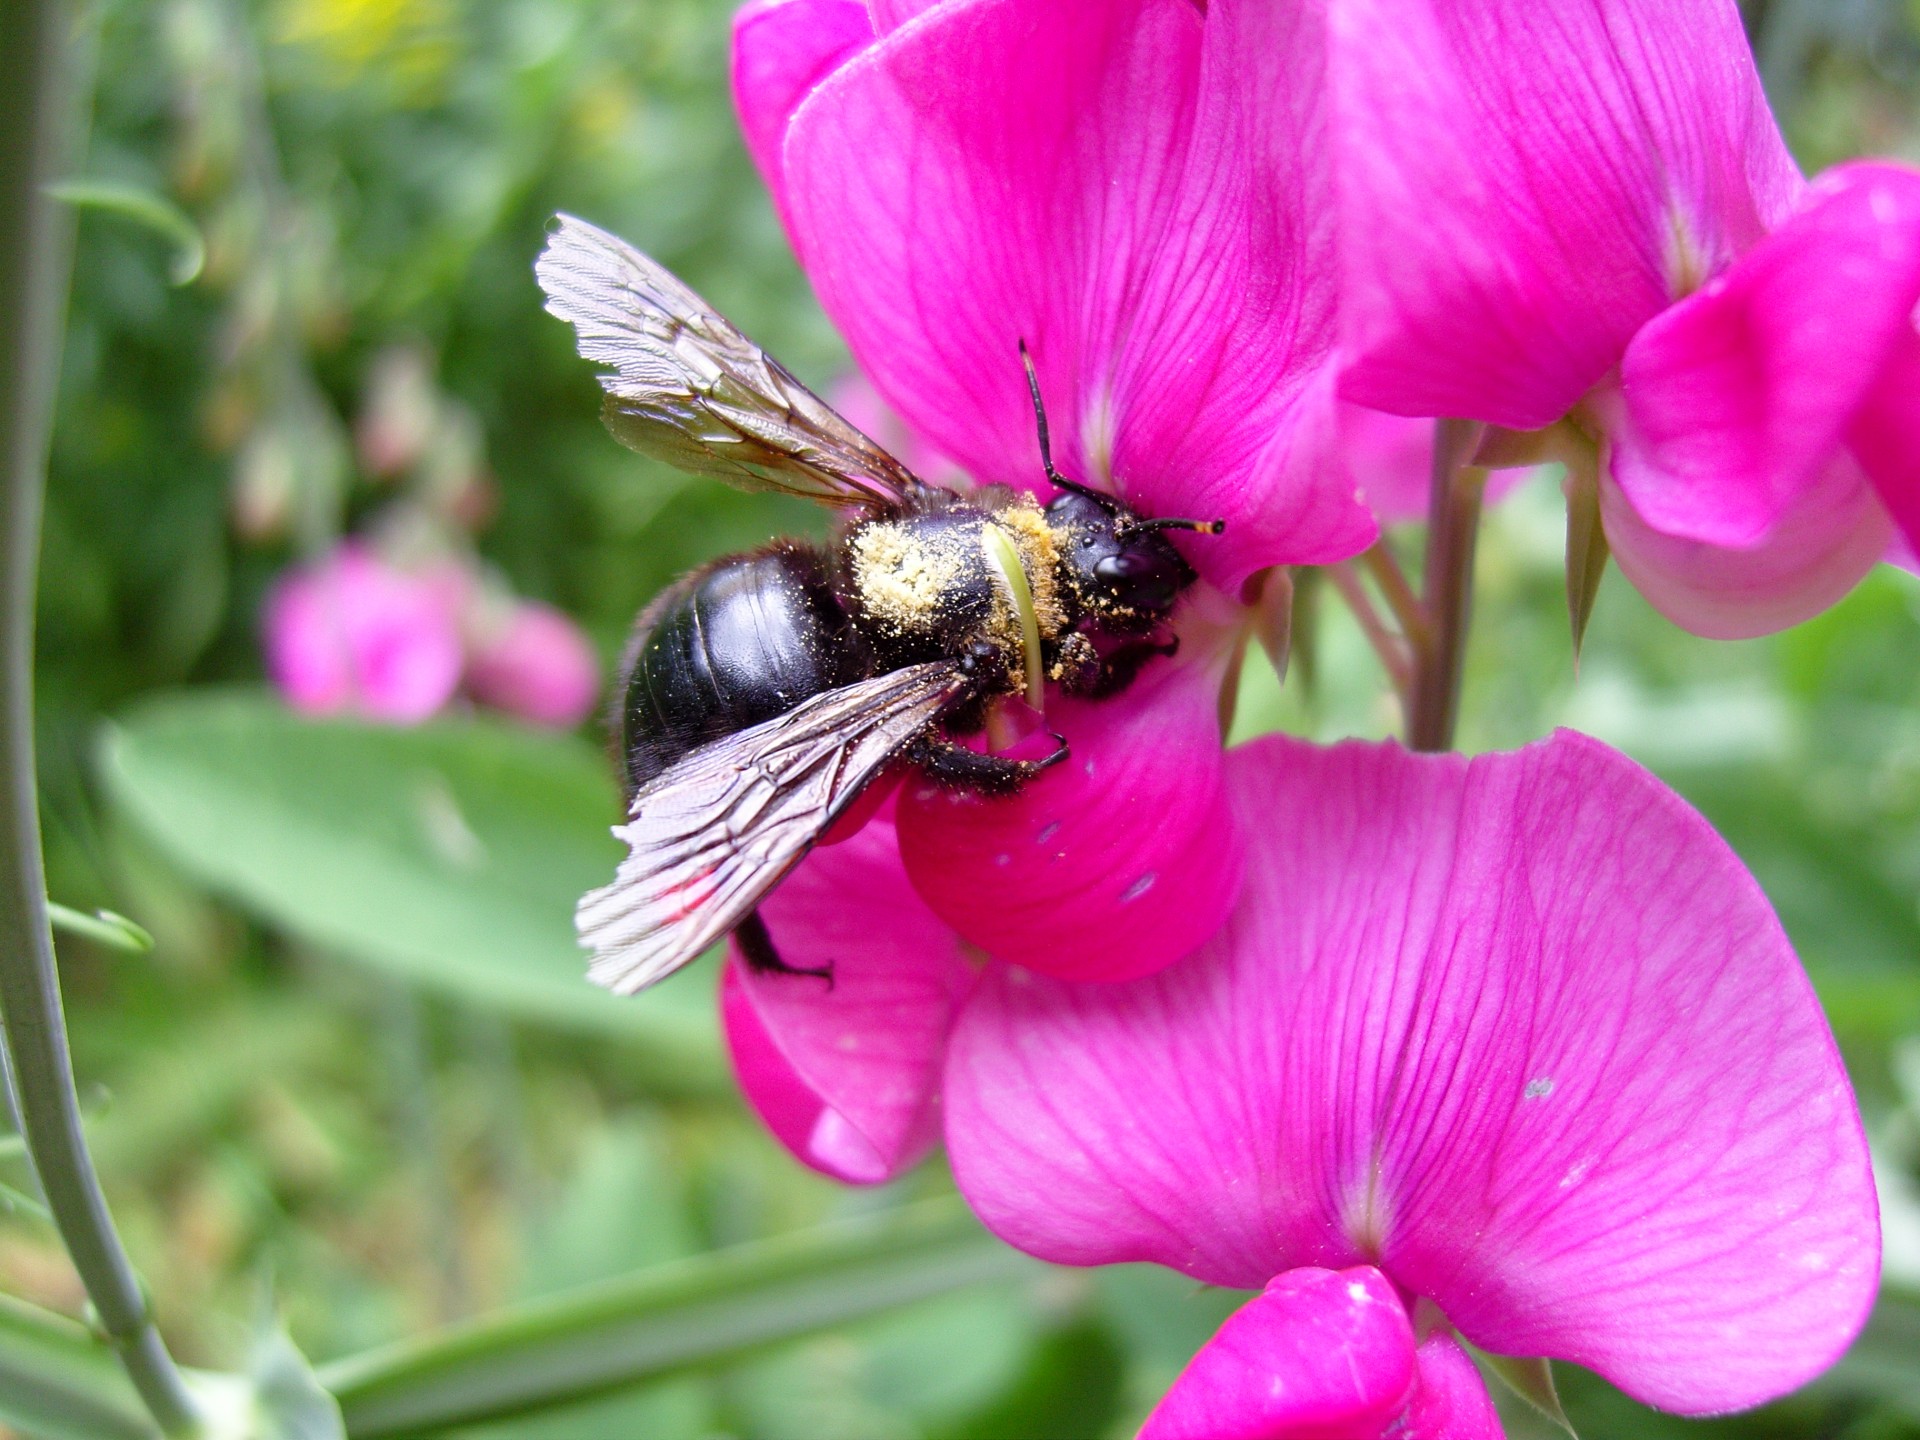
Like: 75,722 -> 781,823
1406,418 -> 1487,753
0,4 -> 200,1434
1325,563 -> 1411,697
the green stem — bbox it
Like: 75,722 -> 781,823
1406,418 -> 1487,753
318,1197 -> 1032,1438
0,4 -> 200,1434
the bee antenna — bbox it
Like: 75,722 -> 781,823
1131,515 -> 1228,536
1019,339 -> 1117,510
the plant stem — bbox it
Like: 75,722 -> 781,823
0,4 -> 201,1434
1325,563 -> 1411,697
1406,418 -> 1487,753
1359,542 -> 1428,650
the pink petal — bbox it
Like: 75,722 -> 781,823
1138,1268 -> 1416,1440
721,810 -> 972,1185
1339,405 -> 1526,526
1334,0 -> 1803,429
1612,161 -> 1920,547
1850,321 -> 1920,554
262,544 -> 464,725
867,0 -> 940,32
1404,1334 -> 1503,1440
947,732 -> 1878,1414
784,0 -> 1371,592
1599,446 -> 1891,639
896,642 -> 1242,983
730,0 -> 873,218
464,601 -> 600,728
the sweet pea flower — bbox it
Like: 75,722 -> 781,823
463,598 -> 601,729
941,733 -> 1880,1434
263,541 -> 464,723
1333,0 -> 1920,639
731,0 -> 1375,981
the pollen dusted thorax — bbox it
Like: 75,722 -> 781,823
844,493 -> 1068,693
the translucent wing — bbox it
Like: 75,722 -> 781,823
536,213 -> 927,511
577,662 -> 968,995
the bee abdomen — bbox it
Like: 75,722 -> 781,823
618,542 -> 870,796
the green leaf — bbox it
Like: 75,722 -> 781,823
1480,1352 -> 1577,1437
98,690 -> 721,1076
933,1314 -> 1125,1440
315,1197 -> 1035,1438
0,1292 -> 157,1440
46,179 -> 205,285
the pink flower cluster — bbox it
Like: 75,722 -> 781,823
715,0 -> 1896,1433
264,541 -> 599,728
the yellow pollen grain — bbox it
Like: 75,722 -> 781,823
851,522 -> 962,630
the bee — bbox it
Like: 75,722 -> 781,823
537,215 -> 1221,995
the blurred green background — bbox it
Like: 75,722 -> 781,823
7,0 -> 1920,1435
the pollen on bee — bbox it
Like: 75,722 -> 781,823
993,501 -> 1068,637
850,521 -> 964,629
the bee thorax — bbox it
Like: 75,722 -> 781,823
845,499 -> 1070,691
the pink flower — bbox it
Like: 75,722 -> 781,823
732,0 -> 1376,981
1333,0 -> 1920,638
725,734 -> 1880,1421
464,600 -> 601,729
940,734 -> 1879,1431
263,542 -> 464,723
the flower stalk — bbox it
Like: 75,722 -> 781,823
1406,418 -> 1487,752
0,3 -> 201,1434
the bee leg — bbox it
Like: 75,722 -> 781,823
735,910 -> 833,989
1059,635 -> 1180,699
910,733 -> 1069,795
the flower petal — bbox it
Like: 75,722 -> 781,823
464,600 -> 600,728
1599,446 -> 1890,639
730,0 -> 873,216
897,642 -> 1242,983
947,732 -> 1878,1413
784,0 -> 1369,591
1333,0 -> 1802,428
1612,162 -> 1920,547
262,544 -> 463,725
722,810 -> 972,1185
1405,1334 -> 1502,1440
1850,322 -> 1920,554
1138,1267 -> 1416,1440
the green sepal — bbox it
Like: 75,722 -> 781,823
1562,442 -> 1609,664
1482,1352 -> 1578,1437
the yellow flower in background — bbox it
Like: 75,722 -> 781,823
276,0 -> 456,102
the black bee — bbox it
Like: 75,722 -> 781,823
536,215 -> 1220,995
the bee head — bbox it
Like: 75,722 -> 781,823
1046,490 -> 1216,630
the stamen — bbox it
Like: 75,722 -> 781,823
980,523 -> 1046,712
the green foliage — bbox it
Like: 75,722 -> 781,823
99,689 -> 719,1063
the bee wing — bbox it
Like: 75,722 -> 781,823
536,214 -> 929,512
577,662 -> 968,995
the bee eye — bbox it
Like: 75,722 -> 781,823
1093,550 -> 1182,612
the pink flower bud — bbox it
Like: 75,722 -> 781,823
464,600 -> 600,728
263,543 -> 464,724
